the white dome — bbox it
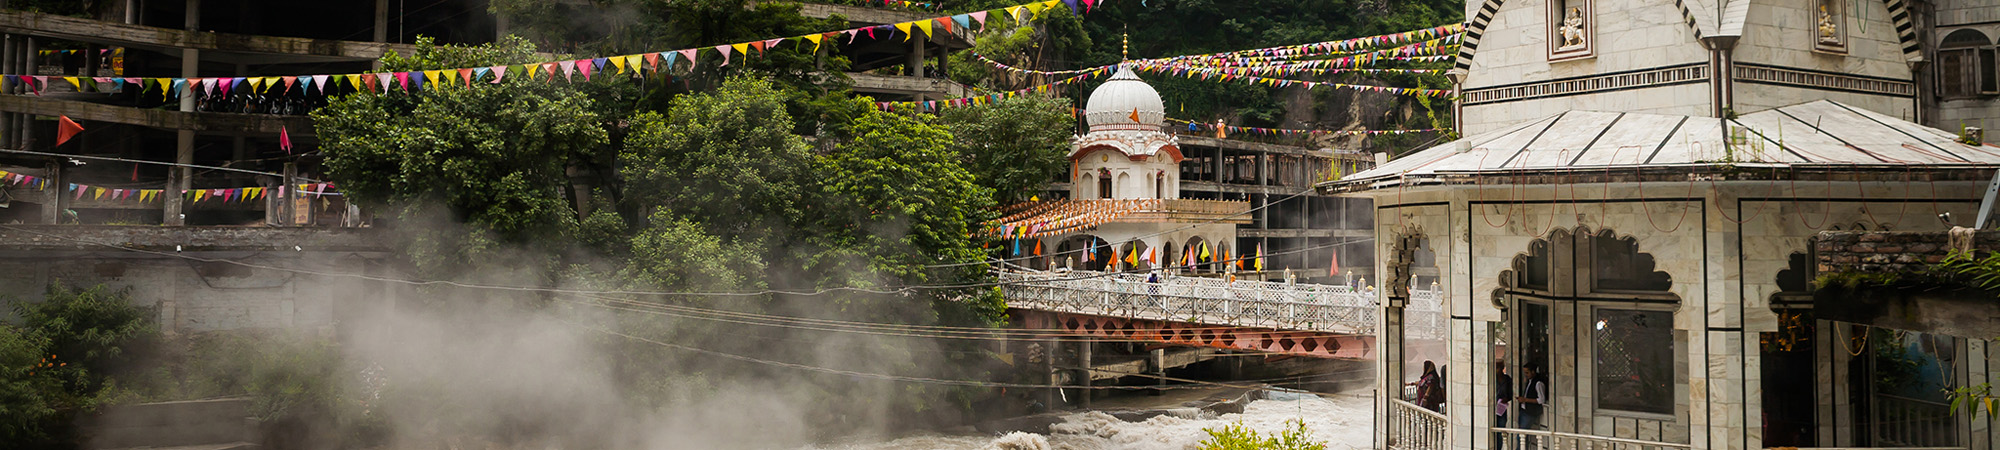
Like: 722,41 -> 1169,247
1085,66 -> 1165,132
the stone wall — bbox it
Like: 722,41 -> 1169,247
0,226 -> 396,333
1811,228 -> 2000,275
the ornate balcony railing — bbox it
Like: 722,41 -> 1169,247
1000,270 -> 1448,338
1388,398 -> 1448,450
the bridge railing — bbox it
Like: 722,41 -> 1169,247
1000,270 -> 1397,334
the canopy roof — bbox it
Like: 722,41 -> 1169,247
1322,100 -> 2000,193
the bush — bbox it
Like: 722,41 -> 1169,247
1195,419 -> 1328,450
1,281 -> 158,447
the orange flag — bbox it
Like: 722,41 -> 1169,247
1329,250 -> 1341,277
1125,247 -> 1138,266
1128,107 -> 1140,123
56,116 -> 83,146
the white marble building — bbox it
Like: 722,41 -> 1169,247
991,67 -> 1251,273
1329,0 -> 2000,448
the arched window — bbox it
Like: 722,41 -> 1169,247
1941,29 -> 1997,99
1098,169 -> 1114,199
1155,172 -> 1167,199
1116,172 -> 1131,199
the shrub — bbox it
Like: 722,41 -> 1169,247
1195,419 -> 1328,450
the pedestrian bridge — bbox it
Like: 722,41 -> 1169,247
998,269 -> 1443,359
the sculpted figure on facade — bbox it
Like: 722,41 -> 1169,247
1817,4 -> 1840,44
1558,7 -> 1587,49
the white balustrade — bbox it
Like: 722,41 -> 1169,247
998,270 -> 1402,335
1389,399 -> 1448,450
1494,427 -> 1692,450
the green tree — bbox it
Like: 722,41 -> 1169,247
621,212 -> 768,292
0,326 -> 57,445
938,95 -> 1075,205
619,77 -> 813,243
816,107 -> 994,285
312,37 -> 610,276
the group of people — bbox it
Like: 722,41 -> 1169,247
1408,360 -> 1550,449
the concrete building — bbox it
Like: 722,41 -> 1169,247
1333,0 -> 2000,448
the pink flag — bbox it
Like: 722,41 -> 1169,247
677,49 -> 698,66
715,45 -> 733,66
279,126 -> 293,154
558,60 -> 577,82
574,59 -> 592,81
489,66 -> 507,83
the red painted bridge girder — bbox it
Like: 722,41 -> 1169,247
1014,309 -> 1374,359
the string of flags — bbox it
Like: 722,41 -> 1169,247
0,0 -> 1096,100
0,169 -> 336,204
1165,118 -> 1444,137
1128,63 -> 1452,97
874,67 -> 1109,112
1153,24 -> 1464,61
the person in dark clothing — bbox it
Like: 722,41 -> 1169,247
1412,360 -> 1445,412
1495,361 -> 1513,449
1515,364 -> 1550,450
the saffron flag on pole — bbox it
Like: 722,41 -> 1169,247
56,116 -> 83,146
1125,246 -> 1138,267
1254,242 -> 1265,271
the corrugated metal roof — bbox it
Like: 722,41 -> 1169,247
1324,100 -> 2000,192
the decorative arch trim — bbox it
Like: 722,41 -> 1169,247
1883,0 -> 1921,60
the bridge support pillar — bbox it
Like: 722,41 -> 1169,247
1150,348 -> 1166,395
1078,339 -> 1092,409
1044,337 -> 1059,411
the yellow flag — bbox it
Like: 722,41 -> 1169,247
610,56 -> 628,74
259,77 -> 278,93
344,74 -> 360,90
624,55 -> 644,74
805,34 -> 824,52
731,43 -> 750,57
1007,6 -> 1024,22
1026,1 -> 1046,18
895,22 -> 914,41
92,188 -> 104,200
425,71 -> 443,88
247,77 -> 264,93
63,77 -> 80,91
195,190 -> 208,202
914,20 -> 933,39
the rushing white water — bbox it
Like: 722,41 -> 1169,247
804,393 -> 1373,450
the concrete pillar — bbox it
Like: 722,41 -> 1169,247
40,160 -> 60,224
3,34 -> 16,148
281,163 -> 298,226
166,0 -> 199,226
20,37 -> 35,149
1044,337 -> 1060,411
1078,339 -> 1092,409
908,37 -> 926,77
125,0 -> 139,24
374,0 -> 390,43
1378,303 -> 1406,450
1150,348 -> 1167,395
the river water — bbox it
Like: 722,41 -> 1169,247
803,392 -> 1373,450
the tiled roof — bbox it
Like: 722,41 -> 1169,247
986,198 -> 1251,239
1323,100 -> 2000,192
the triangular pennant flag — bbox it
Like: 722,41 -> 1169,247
395,72 -> 411,91
763,38 -> 784,52
609,55 -> 628,74
281,76 -> 297,95
344,74 -> 361,91
488,66 -> 506,83
576,59 -> 593,81
677,49 -> 697,67
378,73 -> 393,92
933,17 -> 952,34
805,34 -> 824,53
717,45 -> 735,65
730,43 -> 749,59
458,68 -> 473,87
645,53 -> 661,71
62,76 -> 80,91
748,40 -> 767,54
970,11 -> 988,27
624,54 -> 644,76
895,22 -> 914,41
279,126 -> 293,154
312,75 -> 331,94
56,116 -> 83,146
953,14 -> 972,30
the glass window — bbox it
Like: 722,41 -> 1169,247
1594,308 -> 1674,415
